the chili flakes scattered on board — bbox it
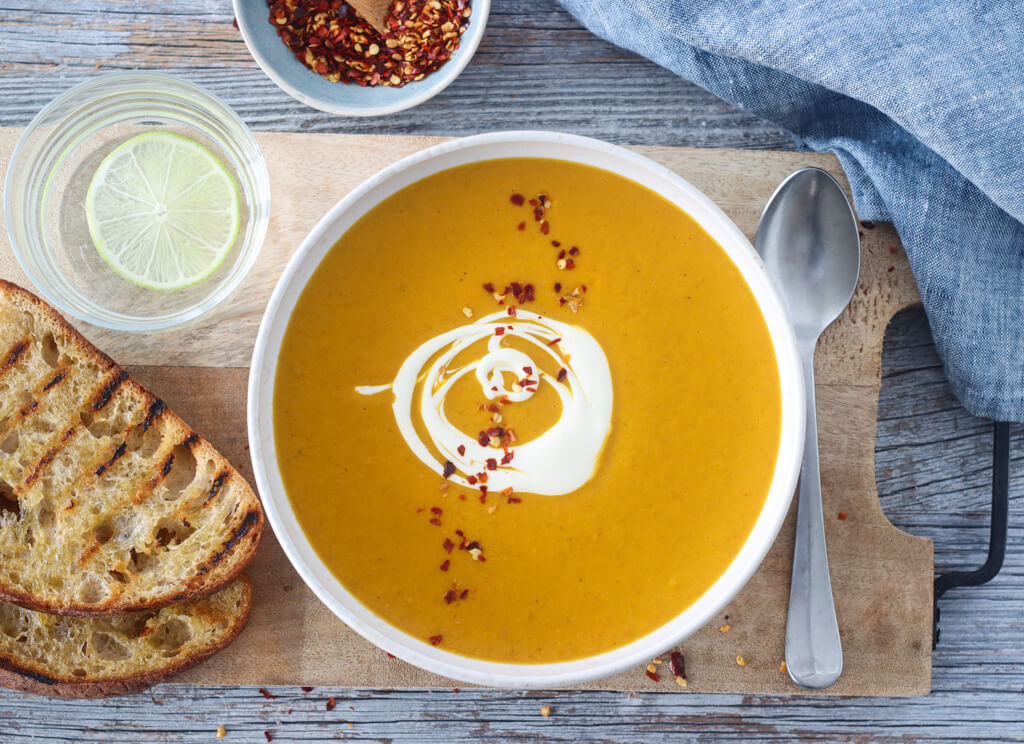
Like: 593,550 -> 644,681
268,0 -> 471,87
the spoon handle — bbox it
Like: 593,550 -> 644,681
785,337 -> 843,688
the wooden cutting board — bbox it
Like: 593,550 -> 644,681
0,128 -> 931,696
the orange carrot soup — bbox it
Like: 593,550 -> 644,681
274,158 -> 781,662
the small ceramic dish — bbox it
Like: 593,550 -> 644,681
233,0 -> 490,117
248,131 -> 806,688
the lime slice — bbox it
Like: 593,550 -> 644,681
85,132 -> 241,291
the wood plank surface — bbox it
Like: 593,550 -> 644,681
1,1 -> 1022,742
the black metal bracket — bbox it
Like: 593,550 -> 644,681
932,421 -> 1010,648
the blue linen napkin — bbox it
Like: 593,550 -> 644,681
558,0 -> 1024,422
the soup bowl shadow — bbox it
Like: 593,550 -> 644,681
248,131 -> 805,688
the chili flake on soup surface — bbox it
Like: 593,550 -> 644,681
273,158 -> 781,663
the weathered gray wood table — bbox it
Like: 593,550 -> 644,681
1,2 -> 1021,741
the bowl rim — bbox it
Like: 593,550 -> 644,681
248,130 -> 805,688
233,0 -> 490,117
2,71 -> 270,333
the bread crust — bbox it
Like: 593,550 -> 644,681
0,279 -> 264,615
0,576 -> 252,698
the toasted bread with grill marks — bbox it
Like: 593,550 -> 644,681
0,575 -> 251,698
0,280 -> 263,615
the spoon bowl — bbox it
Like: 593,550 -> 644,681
757,168 -> 861,337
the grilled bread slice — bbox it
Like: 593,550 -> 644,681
0,280 -> 263,615
0,575 -> 251,698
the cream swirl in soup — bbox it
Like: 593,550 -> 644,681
356,310 -> 612,495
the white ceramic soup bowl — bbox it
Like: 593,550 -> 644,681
248,131 -> 805,688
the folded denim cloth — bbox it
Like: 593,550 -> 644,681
559,0 -> 1024,421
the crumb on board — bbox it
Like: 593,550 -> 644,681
720,623 -> 731,633
216,725 -> 226,739
780,660 -> 788,674
541,705 -> 552,717
838,511 -> 849,520
675,675 -> 687,687
736,654 -> 748,667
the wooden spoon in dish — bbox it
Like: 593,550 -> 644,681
347,0 -> 391,34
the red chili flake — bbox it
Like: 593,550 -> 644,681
581,285 -> 587,293
477,431 -> 489,446
495,327 -> 505,336
547,337 -> 562,346
645,670 -> 661,683
457,444 -> 466,456
443,538 -> 454,553
429,635 -> 443,646
233,16 -> 240,29
440,559 -> 450,571
510,193 -> 525,206
889,246 -> 896,253
669,651 -> 686,678
301,686 -> 314,692
861,220 -> 876,229
518,221 -> 526,231
528,198 -> 538,206
551,240 -> 561,247
442,461 -> 456,479
467,475 -> 478,485
519,379 -> 537,387
430,506 -> 443,516
569,246 -> 580,256
557,368 -> 568,382
483,282 -> 495,293
326,697 -> 337,711
453,688 -> 459,693
486,458 -> 498,470
459,493 -> 466,500
455,529 -> 465,537
508,496 -> 522,504
888,266 -> 895,272
477,471 -> 488,483
429,517 -> 442,526
540,222 -> 550,235
487,403 -> 501,413
523,366 -> 533,375
523,283 -> 535,301
554,282 -> 562,292
508,306 -> 517,317
557,249 -> 566,259
269,0 -> 471,88
258,688 -> 276,700
443,589 -> 457,603
838,511 -> 849,520
565,258 -> 576,269
499,395 -> 512,405
479,485 -> 488,500
265,732 -> 274,742
500,451 -> 514,465
460,589 -> 469,600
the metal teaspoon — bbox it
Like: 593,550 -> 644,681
754,167 -> 861,689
